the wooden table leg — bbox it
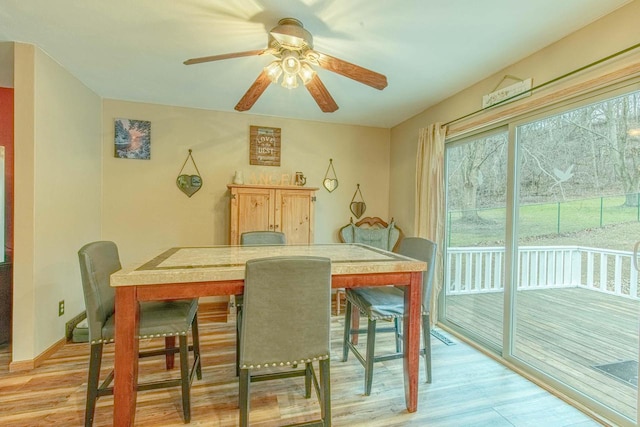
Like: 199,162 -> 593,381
165,336 -> 176,370
403,271 -> 422,412
351,310 -> 360,345
114,286 -> 140,426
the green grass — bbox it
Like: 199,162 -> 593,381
448,196 -> 640,248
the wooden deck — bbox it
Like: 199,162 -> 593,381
0,302 -> 601,426
446,287 -> 640,421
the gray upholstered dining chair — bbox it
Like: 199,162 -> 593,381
239,256 -> 332,427
240,230 -> 286,246
342,237 -> 436,395
78,241 -> 202,426
236,231 -> 286,374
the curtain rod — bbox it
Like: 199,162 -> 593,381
443,42 -> 640,127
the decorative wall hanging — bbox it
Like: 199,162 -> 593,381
114,118 -> 151,159
176,149 -> 202,198
249,125 -> 281,166
350,183 -> 366,219
482,75 -> 532,109
323,158 -> 338,192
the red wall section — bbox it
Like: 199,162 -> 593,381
0,87 -> 14,260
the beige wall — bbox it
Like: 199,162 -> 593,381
0,43 -> 14,88
101,100 -> 390,266
389,0 -> 640,236
12,43 -> 102,362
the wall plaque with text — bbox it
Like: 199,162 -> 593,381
250,126 -> 281,166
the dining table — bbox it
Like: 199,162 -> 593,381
110,243 -> 426,426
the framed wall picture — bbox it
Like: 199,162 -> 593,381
249,125 -> 281,166
114,118 -> 151,159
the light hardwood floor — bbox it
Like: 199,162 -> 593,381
0,302 -> 603,426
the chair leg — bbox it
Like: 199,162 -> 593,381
394,317 -> 402,353
364,318 -> 377,396
179,335 -> 191,423
239,369 -> 250,427
85,343 -> 103,427
342,300 -> 352,362
319,358 -> 332,426
423,314 -> 432,383
191,313 -> 202,380
236,306 -> 242,377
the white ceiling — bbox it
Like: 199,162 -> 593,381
0,0 -> 631,128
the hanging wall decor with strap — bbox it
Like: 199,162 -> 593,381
350,183 -> 366,218
323,158 -> 338,193
176,149 -> 202,198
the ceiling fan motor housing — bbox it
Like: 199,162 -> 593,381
268,17 -> 313,51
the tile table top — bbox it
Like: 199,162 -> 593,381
111,243 -> 426,287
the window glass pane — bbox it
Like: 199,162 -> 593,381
513,90 -> 640,422
444,130 -> 508,350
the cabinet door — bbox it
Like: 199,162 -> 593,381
276,189 -> 315,244
230,187 -> 275,244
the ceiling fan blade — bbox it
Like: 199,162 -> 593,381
184,49 -> 266,65
312,51 -> 387,90
235,70 -> 272,111
305,75 -> 338,113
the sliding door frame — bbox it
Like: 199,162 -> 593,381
440,77 -> 640,427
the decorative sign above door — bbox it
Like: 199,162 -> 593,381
250,125 -> 281,166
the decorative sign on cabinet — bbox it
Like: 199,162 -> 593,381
228,184 -> 318,245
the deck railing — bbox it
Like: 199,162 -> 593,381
447,246 -> 640,299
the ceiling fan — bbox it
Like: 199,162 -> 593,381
183,18 -> 388,113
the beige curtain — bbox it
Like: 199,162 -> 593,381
414,123 -> 447,324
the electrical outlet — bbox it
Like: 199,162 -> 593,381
58,300 -> 65,317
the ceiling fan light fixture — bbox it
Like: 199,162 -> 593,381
281,51 -> 301,75
184,17 -> 385,112
282,72 -> 299,89
299,63 -> 316,85
264,61 -> 283,83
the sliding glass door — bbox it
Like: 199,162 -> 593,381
512,90 -> 640,424
443,129 -> 508,351
443,86 -> 640,425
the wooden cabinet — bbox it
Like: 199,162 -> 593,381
228,184 -> 318,245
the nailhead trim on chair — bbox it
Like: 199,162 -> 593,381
349,296 -> 430,321
350,299 -> 403,321
90,330 -> 190,345
241,354 -> 330,370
